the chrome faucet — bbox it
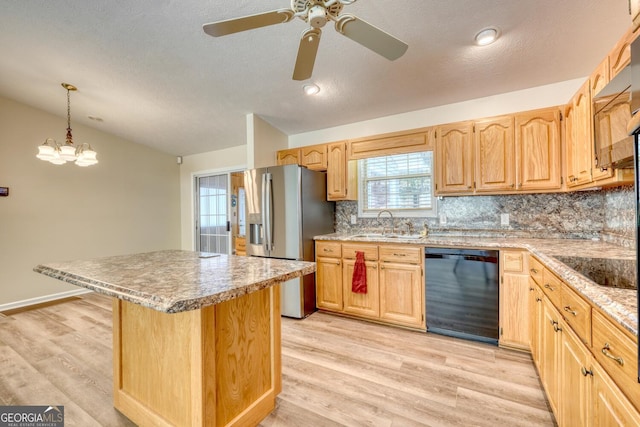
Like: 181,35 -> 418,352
377,210 -> 395,234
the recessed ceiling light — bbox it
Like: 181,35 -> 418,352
474,27 -> 500,46
303,83 -> 320,96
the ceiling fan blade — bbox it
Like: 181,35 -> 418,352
335,14 -> 408,60
292,28 -> 322,81
203,9 -> 295,37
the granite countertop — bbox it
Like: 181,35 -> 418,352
316,233 -> 638,337
34,250 -> 315,313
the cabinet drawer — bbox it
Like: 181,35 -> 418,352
592,310 -> 640,409
379,245 -> 422,264
502,250 -> 528,273
561,285 -> 592,346
529,256 -> 544,285
541,268 -> 563,309
316,241 -> 342,258
342,243 -> 378,261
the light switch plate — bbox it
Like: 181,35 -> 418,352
501,213 -> 509,226
439,213 -> 447,225
350,214 -> 357,225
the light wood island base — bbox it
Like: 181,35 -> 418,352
112,285 -> 281,427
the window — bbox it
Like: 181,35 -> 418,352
357,151 -> 437,218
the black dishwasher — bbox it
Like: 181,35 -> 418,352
425,248 -> 499,344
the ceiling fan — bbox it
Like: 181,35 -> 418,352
202,0 -> 408,81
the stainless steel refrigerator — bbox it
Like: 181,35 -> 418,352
244,164 -> 335,318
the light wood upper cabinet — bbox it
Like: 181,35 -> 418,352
609,25 -> 640,80
300,144 -> 328,171
276,148 -> 300,166
515,107 -> 563,191
499,251 -> 530,350
632,0 -> 640,31
475,116 -> 516,192
435,121 -> 474,194
348,128 -> 432,159
591,57 -> 610,96
566,80 -> 593,188
326,141 -> 357,201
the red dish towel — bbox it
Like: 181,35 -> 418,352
352,251 -> 367,294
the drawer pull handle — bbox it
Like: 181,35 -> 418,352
535,297 -> 542,302
529,287 -> 534,291
530,268 -> 539,274
323,248 -> 333,252
544,283 -> 555,291
602,343 -> 624,366
393,253 -> 407,257
563,306 -> 577,316
581,367 -> 593,377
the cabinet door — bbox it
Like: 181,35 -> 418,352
499,273 -> 530,350
566,81 -> 593,187
592,361 -> 640,426
327,141 -> 356,201
560,319 -> 592,427
515,107 -> 562,191
475,116 -> 516,192
541,297 -> 561,416
342,259 -> 379,318
435,122 -> 474,194
301,144 -> 328,171
316,256 -> 343,311
609,25 -> 640,80
276,148 -> 301,166
529,281 -> 544,367
379,262 -> 424,328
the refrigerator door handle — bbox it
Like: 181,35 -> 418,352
262,172 -> 273,252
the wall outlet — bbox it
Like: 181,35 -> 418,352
501,213 -> 510,226
350,214 -> 357,225
439,213 -> 447,225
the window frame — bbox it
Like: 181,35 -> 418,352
356,150 -> 438,218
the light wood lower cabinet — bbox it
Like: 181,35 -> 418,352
379,261 -> 423,328
559,318 -> 592,427
541,295 -> 562,416
529,256 -> 640,426
315,241 -> 424,329
499,250 -> 530,350
343,258 -> 379,318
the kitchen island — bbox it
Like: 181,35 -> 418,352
34,250 -> 315,427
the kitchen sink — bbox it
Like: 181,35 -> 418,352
348,233 -> 423,240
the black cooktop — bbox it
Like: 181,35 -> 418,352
554,256 -> 637,289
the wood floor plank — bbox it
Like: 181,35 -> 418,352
0,293 -> 555,427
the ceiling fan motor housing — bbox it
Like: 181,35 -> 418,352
308,5 -> 328,28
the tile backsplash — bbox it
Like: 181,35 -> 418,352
335,185 -> 635,247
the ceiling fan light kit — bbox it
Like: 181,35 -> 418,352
36,83 -> 98,167
303,83 -> 320,95
203,0 -> 408,81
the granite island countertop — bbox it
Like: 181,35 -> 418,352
34,250 -> 316,313
316,233 -> 638,337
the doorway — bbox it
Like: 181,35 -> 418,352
195,171 -> 246,255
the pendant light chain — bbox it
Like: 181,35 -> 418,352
65,87 -> 73,145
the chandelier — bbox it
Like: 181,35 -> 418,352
36,83 -> 98,167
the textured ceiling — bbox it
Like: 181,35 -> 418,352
0,0 -> 631,156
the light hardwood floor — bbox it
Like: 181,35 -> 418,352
0,293 -> 555,426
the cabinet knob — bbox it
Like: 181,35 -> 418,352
580,367 -> 593,377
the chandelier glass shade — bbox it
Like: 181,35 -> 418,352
36,83 -> 98,167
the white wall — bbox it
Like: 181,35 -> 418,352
288,78 -> 584,146
179,145 -> 246,250
0,95 -> 181,307
247,113 -> 288,169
